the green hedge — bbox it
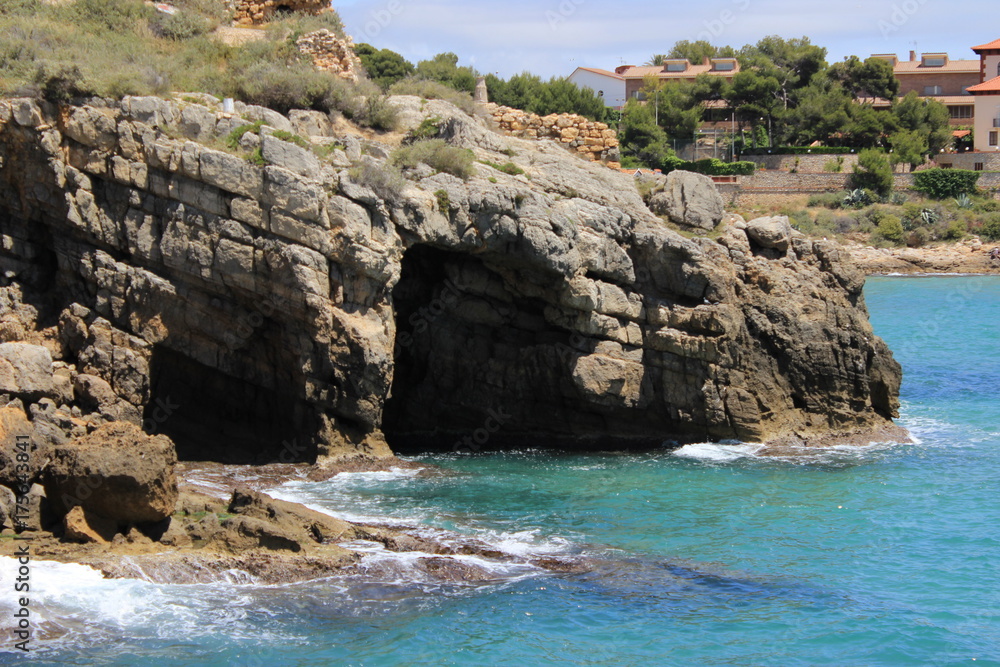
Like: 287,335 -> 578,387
912,169 -> 980,199
663,156 -> 756,176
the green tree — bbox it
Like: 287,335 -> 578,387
850,148 -> 894,197
892,91 -> 952,154
780,75 -> 852,145
667,40 -> 736,63
739,35 -> 827,110
355,44 -> 414,90
889,129 -> 928,171
415,52 -> 477,93
646,54 -> 667,66
485,72 -> 605,120
828,56 -> 899,100
641,76 -> 702,142
619,98 -> 672,169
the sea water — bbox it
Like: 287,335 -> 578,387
2,276 -> 999,666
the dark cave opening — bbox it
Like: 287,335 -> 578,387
382,245 -> 588,454
145,346 -> 317,464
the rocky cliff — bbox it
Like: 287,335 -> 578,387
0,94 -> 903,466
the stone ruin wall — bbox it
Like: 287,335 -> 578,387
484,103 -> 621,169
296,30 -> 361,83
230,0 -> 329,26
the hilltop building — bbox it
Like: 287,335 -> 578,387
968,39 -> 1000,152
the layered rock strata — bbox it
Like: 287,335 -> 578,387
0,94 -> 903,467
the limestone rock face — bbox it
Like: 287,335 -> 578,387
0,96 -> 902,460
44,422 -> 178,524
0,342 -> 53,400
649,170 -> 725,231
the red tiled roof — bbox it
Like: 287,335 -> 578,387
574,67 -> 624,80
972,39 -> 1000,52
967,76 -> 1000,93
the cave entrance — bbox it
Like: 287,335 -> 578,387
273,4 -> 295,18
382,245 -> 581,454
145,346 -> 317,464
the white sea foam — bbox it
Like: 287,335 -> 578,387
671,441 -> 766,462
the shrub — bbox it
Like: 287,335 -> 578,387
408,116 -> 442,142
850,149 -> 893,197
976,199 -> 1000,213
151,11 -> 210,40
663,158 -> 755,176
392,139 -> 476,179
807,192 -> 844,209
479,160 -> 525,176
875,215 -> 904,243
981,213 -> 1000,241
954,193 -> 974,209
913,168 -> 980,199
354,92 -> 399,131
71,0 -> 154,32
943,219 -> 967,240
906,227 -> 930,247
434,189 -> 451,212
388,77 -> 476,115
349,160 -> 406,200
226,121 -> 264,150
823,156 -> 845,173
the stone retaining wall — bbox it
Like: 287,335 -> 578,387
296,30 -> 361,82
743,153 -> 861,173
484,103 -> 620,166
231,0 -> 329,26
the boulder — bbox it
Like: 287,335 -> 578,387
216,515 -> 304,553
63,505 -> 118,543
648,170 -> 724,230
44,422 -> 178,524
0,342 -> 53,400
0,404 -> 43,488
746,215 -> 794,252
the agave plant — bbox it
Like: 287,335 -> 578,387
920,208 -> 940,226
954,193 -> 974,209
843,188 -> 874,209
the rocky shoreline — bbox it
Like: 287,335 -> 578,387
845,238 -> 1000,275
0,91 -> 911,585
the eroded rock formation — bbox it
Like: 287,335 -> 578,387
0,94 -> 903,468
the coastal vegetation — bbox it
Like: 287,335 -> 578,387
0,0 -> 398,129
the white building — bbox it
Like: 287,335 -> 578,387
568,67 -> 626,110
968,39 -> 1000,152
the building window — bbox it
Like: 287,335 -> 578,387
922,56 -> 946,67
940,163 -> 953,169
975,163 -> 985,171
949,105 -> 973,119
990,131 -> 998,147
923,85 -> 943,96
712,60 -> 735,71
997,62 -> 1000,77
666,62 -> 687,72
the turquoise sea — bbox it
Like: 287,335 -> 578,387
3,276 -> 999,666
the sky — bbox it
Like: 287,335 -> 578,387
332,0 -> 993,79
